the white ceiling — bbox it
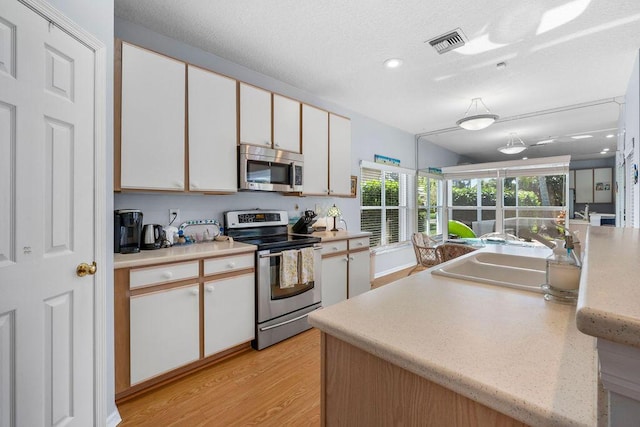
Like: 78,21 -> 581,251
114,0 -> 640,163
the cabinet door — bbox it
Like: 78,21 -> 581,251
204,274 -> 255,357
239,83 -> 271,147
302,105 -> 329,195
321,255 -> 348,307
569,170 -> 575,189
348,250 -> 371,298
120,43 -> 185,190
130,284 -> 200,384
273,94 -> 301,153
187,65 -> 237,192
593,168 -> 612,203
575,169 -> 594,203
329,113 -> 352,196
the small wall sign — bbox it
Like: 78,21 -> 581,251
374,154 -> 400,166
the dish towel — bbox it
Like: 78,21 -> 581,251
280,249 -> 298,289
298,247 -> 315,285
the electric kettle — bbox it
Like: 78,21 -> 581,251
141,224 -> 165,250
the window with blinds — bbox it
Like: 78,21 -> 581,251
417,174 -> 443,236
360,164 -> 414,247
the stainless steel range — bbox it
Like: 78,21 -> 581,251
224,210 -> 322,350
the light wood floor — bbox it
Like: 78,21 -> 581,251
117,267 -> 416,426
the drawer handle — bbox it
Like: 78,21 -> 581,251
175,181 -> 183,188
357,242 -> 364,246
190,288 -> 199,296
349,256 -> 354,261
264,141 -> 270,145
162,271 -> 173,279
191,181 -> 199,189
227,262 -> 236,268
332,246 -> 338,251
206,285 -> 215,293
343,257 -> 349,262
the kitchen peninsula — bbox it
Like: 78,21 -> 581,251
309,243 -> 601,426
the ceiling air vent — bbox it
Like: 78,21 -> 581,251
427,28 -> 466,54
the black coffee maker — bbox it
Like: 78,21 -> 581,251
114,209 -> 143,253
292,210 -> 317,234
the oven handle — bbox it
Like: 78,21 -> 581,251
259,246 -> 322,258
259,306 -> 322,331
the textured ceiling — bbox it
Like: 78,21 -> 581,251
114,0 -> 640,162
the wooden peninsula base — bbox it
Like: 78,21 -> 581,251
320,333 -> 526,427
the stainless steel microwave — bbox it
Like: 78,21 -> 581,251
238,144 -> 304,192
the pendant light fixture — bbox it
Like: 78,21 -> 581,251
498,132 -> 527,155
456,98 -> 499,130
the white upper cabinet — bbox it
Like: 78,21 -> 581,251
120,42 -> 185,191
302,104 -> 329,195
329,113 -> 352,196
187,65 -> 237,193
239,83 -> 272,147
575,169 -> 594,203
273,94 -> 301,153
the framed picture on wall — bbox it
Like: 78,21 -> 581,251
350,176 -> 358,198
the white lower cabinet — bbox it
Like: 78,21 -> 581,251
320,237 -> 371,307
130,284 -> 200,384
204,273 -> 255,357
321,255 -> 348,307
348,250 -> 371,298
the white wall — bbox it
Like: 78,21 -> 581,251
45,0 -> 116,423
417,137 -> 468,169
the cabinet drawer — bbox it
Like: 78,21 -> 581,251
349,237 -> 370,250
321,240 -> 348,255
130,261 -> 199,289
204,253 -> 254,276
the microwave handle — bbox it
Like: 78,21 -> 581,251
289,162 -> 295,188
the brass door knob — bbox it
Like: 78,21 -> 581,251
76,262 -> 97,277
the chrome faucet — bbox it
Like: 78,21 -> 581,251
575,204 -> 590,220
339,218 -> 348,231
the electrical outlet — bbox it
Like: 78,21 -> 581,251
169,209 -> 180,225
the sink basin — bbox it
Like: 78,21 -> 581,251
431,251 -> 547,293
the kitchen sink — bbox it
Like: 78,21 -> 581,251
431,251 -> 547,293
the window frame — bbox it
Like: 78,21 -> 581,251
360,160 -> 416,248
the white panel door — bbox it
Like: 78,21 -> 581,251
302,104 -> 329,195
348,250 -> 371,298
121,42 -> 185,191
130,285 -> 200,384
273,94 -> 301,153
239,83 -> 272,147
203,274 -> 255,357
187,65 -> 237,192
0,2 -> 95,425
329,113 -> 352,196
321,256 -> 348,307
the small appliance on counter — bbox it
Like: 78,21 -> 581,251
114,209 -> 143,254
141,224 -> 165,250
291,210 -> 317,234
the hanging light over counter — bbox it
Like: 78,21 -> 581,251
498,132 -> 527,155
456,98 -> 499,130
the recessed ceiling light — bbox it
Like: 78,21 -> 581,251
536,139 -> 555,145
600,151 -> 607,154
571,135 -> 592,139
383,58 -> 403,69
606,134 -> 615,138
603,148 -> 610,152
496,62 -> 507,70
522,157 -> 528,160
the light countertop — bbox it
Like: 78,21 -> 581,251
114,240 -> 257,269
577,226 -> 640,348
309,244 -> 599,426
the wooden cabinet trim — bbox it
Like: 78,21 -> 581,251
114,268 -> 130,394
129,280 -> 200,298
114,39 -> 123,192
348,247 -> 370,255
202,267 -> 255,281
321,251 -> 349,260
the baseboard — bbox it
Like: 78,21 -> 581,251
106,408 -> 122,427
374,262 -> 415,279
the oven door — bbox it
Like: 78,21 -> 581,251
256,244 -> 322,323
